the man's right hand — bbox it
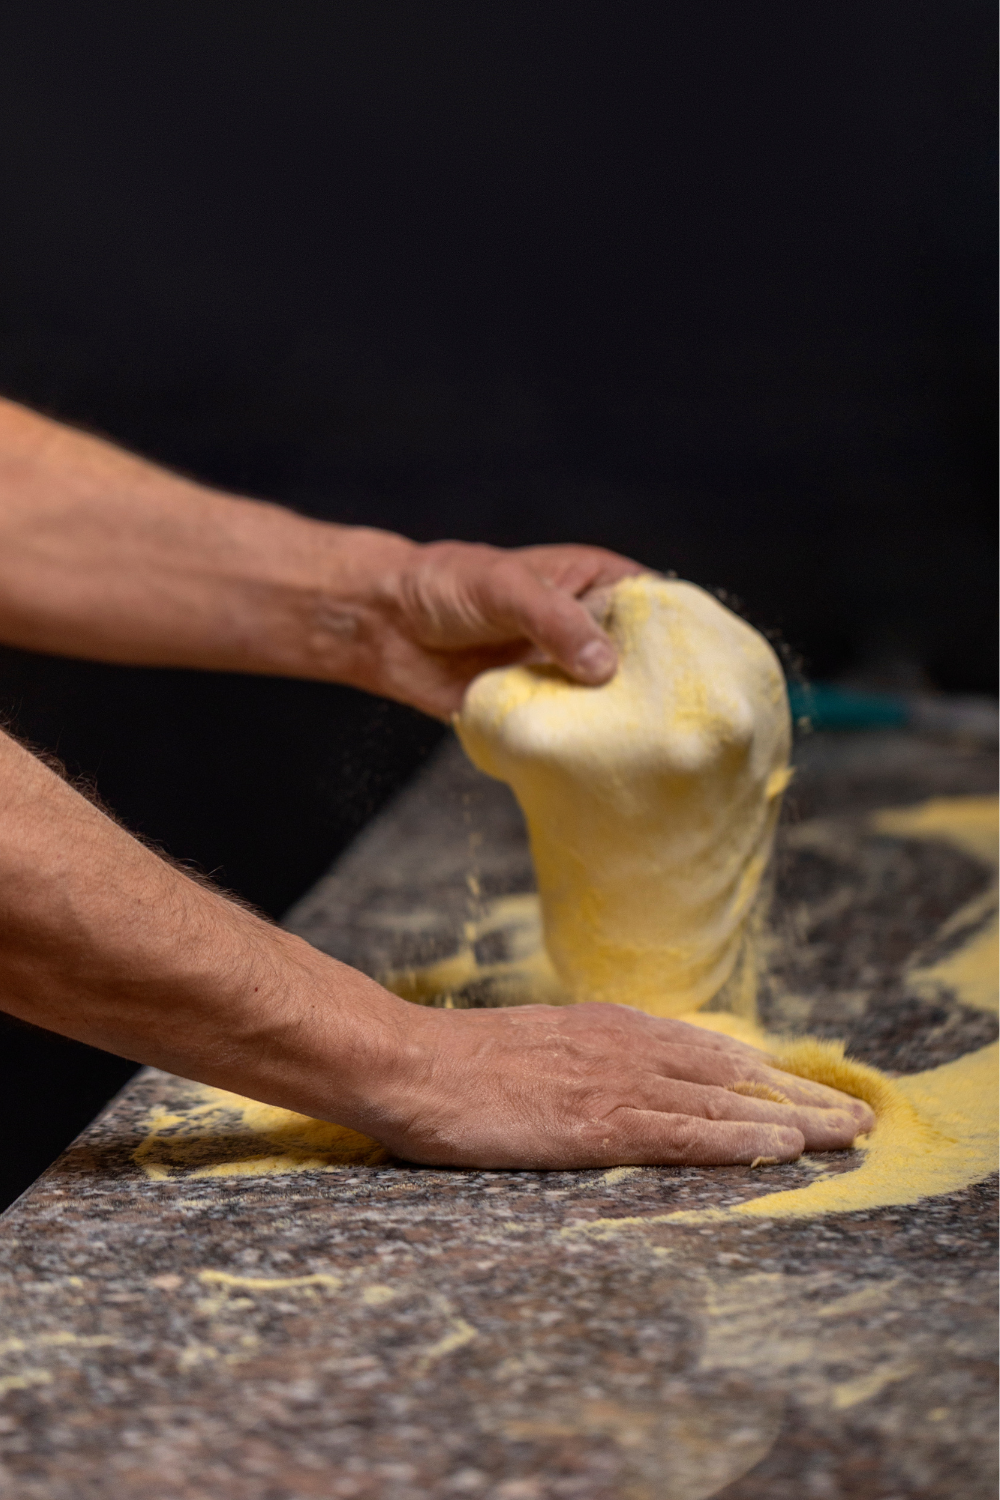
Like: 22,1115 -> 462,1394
358,1001 -> 873,1170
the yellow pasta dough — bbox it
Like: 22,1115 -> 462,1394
456,575 -> 792,1016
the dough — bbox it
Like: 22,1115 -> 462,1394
455,575 -> 792,1017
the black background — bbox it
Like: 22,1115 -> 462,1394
0,2 -> 995,1208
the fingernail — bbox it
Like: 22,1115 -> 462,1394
575,639 -> 617,682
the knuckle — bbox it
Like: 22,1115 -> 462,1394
668,1116 -> 702,1157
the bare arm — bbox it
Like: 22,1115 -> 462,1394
0,397 -> 642,718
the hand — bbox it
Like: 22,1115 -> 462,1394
361,1002 -> 876,1169
0,399 -> 643,714
341,536 -> 646,718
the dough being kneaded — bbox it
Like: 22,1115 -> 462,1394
456,575 -> 792,1017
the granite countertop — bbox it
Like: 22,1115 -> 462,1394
1,730 -> 996,1500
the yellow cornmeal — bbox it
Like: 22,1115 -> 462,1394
873,794 -> 998,865
671,1014 -> 997,1222
873,797 -> 998,1015
134,1091 -> 389,1180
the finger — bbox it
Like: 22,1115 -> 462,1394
636,1017 -> 876,1131
755,1067 -> 876,1132
590,1111 -> 804,1168
627,1075 -> 862,1152
645,1043 -> 877,1134
478,557 -> 621,685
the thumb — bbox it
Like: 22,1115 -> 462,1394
483,560 -> 619,685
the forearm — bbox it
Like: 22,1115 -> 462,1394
0,397 -> 645,716
0,397 -> 416,686
0,728 -> 415,1129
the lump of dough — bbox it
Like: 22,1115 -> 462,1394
455,576 -> 792,1017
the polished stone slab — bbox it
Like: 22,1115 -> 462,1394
1,729 -> 996,1499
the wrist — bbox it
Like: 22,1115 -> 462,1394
242,518 -> 420,686
218,923 -> 424,1129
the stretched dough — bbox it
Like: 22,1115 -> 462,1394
456,576 -> 792,1017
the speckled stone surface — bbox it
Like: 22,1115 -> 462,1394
1,729 -> 996,1499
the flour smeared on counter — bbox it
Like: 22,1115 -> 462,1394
134,1088 -> 387,1179
872,796 -> 998,1015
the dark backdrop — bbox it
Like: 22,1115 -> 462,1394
0,1 -> 995,1207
